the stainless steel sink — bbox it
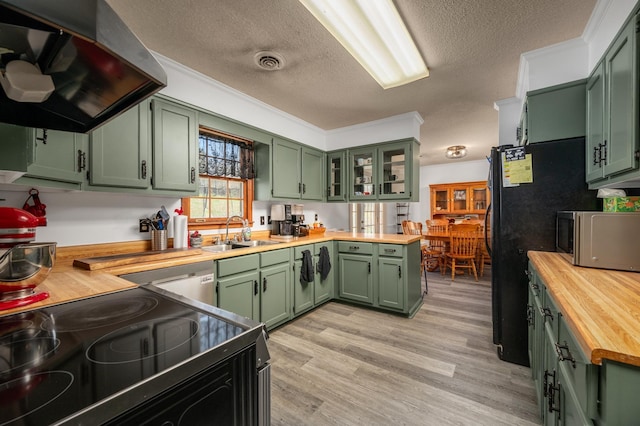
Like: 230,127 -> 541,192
202,245 -> 235,253
232,240 -> 282,248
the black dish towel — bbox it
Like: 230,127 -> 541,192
300,250 -> 313,283
318,246 -> 332,280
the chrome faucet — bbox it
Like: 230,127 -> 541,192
225,215 -> 245,243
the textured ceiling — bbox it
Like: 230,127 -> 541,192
106,0 -> 596,165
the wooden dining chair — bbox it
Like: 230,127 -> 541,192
402,220 -> 428,292
442,223 -> 481,281
423,219 -> 448,272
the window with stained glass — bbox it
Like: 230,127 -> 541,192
183,128 -> 254,227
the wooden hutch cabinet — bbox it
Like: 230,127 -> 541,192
430,181 -> 489,219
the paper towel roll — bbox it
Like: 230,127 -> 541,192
173,215 -> 188,248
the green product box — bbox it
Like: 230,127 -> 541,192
603,197 -> 640,212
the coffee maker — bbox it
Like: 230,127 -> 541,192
290,204 -> 307,236
270,204 -> 292,236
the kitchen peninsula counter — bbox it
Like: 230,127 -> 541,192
528,251 -> 640,367
2,232 -> 421,317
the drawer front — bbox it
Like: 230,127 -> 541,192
378,244 -> 403,258
260,248 -> 290,267
293,244 -> 314,260
217,254 -> 259,277
337,241 -> 373,255
313,241 -> 332,255
557,314 -> 597,419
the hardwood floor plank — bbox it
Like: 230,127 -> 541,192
269,270 -> 540,425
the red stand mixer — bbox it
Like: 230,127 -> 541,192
0,206 -> 56,310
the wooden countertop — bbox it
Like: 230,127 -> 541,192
528,251 -> 640,367
1,232 -> 420,317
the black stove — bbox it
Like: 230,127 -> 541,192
0,287 -> 267,425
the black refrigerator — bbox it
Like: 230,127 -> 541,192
488,137 -> 598,366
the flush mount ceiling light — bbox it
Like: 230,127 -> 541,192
446,145 -> 467,159
299,0 -> 429,89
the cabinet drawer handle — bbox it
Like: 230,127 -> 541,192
303,183 -> 306,194
349,245 -> 360,251
398,265 -> 401,278
141,160 -> 147,179
526,304 -> 534,326
37,128 -> 48,144
384,248 -> 396,254
555,342 -> 576,368
77,150 -> 86,172
540,307 -> 554,321
190,167 -> 196,183
263,277 -> 267,292
368,262 -> 371,274
254,280 -> 258,296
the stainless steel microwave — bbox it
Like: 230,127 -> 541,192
556,211 -> 640,271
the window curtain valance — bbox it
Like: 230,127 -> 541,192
198,129 -> 255,179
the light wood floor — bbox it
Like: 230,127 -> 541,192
268,269 -> 541,425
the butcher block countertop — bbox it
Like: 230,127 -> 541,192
529,251 -> 640,367
1,231 -> 421,317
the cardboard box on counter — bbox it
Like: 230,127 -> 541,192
603,197 -> 640,212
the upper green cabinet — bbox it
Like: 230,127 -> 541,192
524,79 -> 586,144
586,12 -> 640,187
89,100 -> 150,189
0,123 -> 87,189
255,137 -> 325,201
27,128 -> 88,186
348,138 -> 418,202
268,137 -> 324,201
327,151 -> 347,202
151,98 -> 198,193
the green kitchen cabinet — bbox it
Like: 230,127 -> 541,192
0,123 -> 88,189
327,150 -> 347,202
528,261 -> 598,425
525,79 -> 586,144
151,98 -> 198,193
259,248 -> 291,329
313,241 -> 334,305
377,244 -> 405,311
293,244 -> 315,316
349,139 -> 419,202
268,137 -> 324,201
586,12 -> 640,188
337,242 -> 374,304
88,100 -> 150,189
517,101 -> 528,145
217,254 -> 260,322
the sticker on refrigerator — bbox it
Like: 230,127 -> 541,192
502,147 -> 533,186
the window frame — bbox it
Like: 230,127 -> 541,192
182,127 -> 254,231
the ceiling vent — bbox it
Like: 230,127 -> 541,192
254,51 -> 285,71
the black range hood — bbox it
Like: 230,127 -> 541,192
0,0 -> 167,133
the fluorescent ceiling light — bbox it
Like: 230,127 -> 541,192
299,0 -> 429,89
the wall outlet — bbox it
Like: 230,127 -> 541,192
139,219 -> 149,232
315,213 -> 318,221
260,216 -> 265,225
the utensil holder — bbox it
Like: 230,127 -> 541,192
150,230 -> 167,251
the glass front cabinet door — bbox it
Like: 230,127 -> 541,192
327,151 -> 347,202
378,141 -> 409,200
349,147 -> 377,201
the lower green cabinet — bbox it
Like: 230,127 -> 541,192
217,269 -> 259,321
377,244 -> 405,311
259,249 -> 291,329
338,242 -> 374,304
313,242 -> 334,305
217,254 -> 260,322
293,244 -> 315,316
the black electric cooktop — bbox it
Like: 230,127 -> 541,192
0,287 -> 256,425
